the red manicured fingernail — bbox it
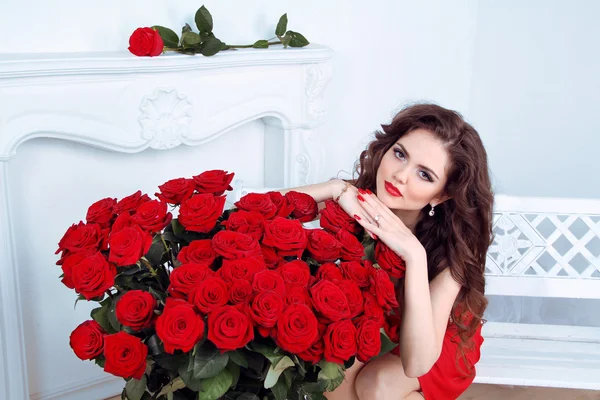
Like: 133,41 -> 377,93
372,234 -> 378,240
366,189 -> 373,195
357,195 -> 365,202
353,214 -> 361,220
358,188 -> 367,195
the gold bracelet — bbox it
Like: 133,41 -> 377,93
334,181 -> 352,203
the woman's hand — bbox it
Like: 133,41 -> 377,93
351,188 -> 426,266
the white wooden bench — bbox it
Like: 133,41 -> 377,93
476,194 -> 600,390
233,185 -> 600,390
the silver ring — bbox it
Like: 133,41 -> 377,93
374,214 -> 381,223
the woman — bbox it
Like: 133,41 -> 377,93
281,103 -> 493,399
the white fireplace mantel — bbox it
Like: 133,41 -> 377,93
0,45 -> 332,400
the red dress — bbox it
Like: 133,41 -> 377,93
417,319 -> 484,400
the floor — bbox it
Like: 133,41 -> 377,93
459,384 -> 600,400
107,384 -> 600,399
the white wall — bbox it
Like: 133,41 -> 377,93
469,0 -> 600,198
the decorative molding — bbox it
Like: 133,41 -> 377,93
304,64 -> 332,124
30,375 -> 123,400
139,88 -> 192,150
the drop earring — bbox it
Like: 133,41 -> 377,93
429,204 -> 435,216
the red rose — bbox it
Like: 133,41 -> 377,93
103,331 -> 148,379
363,292 -> 385,324
252,270 -> 287,297
315,262 -> 344,282
86,197 -> 117,229
297,337 -> 325,365
370,270 -> 399,311
61,252 -> 94,289
193,170 -> 234,196
309,280 -> 350,322
279,260 -> 311,287
168,263 -> 214,300
336,229 -> 364,261
108,225 -> 152,266
228,279 -> 254,305
155,178 -> 195,205
323,320 -> 357,363
212,230 -> 262,260
111,212 -> 136,233
208,306 -> 254,352
156,298 -> 205,354
128,27 -> 164,57
56,221 -> 104,255
71,253 -> 116,300
339,260 -> 372,288
115,190 -> 151,215
131,200 -> 173,233
225,210 -> 265,240
219,257 -> 265,283
189,276 -> 229,314
275,304 -> 319,353
267,191 -> 295,218
375,241 -> 406,279
116,290 -> 156,330
285,286 -> 313,308
306,229 -> 342,263
179,194 -> 226,233
355,317 -> 382,362
285,191 -> 318,222
234,193 -> 278,219
249,291 -> 284,329
260,245 -> 283,269
320,200 -> 362,235
384,313 -> 401,344
69,320 -> 105,360
177,239 -> 216,266
262,217 -> 307,257
337,279 -> 364,318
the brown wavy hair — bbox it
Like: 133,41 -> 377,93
351,103 -> 493,376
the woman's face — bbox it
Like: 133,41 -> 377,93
375,128 -> 450,213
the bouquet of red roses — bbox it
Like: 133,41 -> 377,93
57,170 -> 404,400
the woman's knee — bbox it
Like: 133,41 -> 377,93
355,354 -> 420,400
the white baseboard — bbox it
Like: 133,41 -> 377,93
30,375 -> 123,400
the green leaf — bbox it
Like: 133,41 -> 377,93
182,31 -> 202,48
270,374 -> 289,400
317,360 -> 344,392
192,345 -> 229,379
252,40 -> 269,49
91,299 -> 115,334
198,368 -> 232,400
275,14 -> 288,37
94,356 -> 106,368
236,394 -> 260,400
145,235 -> 166,265
125,375 -> 147,400
227,350 -> 248,368
227,360 -> 240,387
195,6 -> 214,34
182,23 -> 193,34
377,330 -> 397,358
108,294 -> 122,332
287,31 -> 310,47
154,352 -> 188,372
178,362 -> 203,392
200,36 -> 224,57
248,342 -> 283,365
152,25 -> 179,48
264,356 -> 294,389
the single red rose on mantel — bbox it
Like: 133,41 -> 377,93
128,27 -> 164,57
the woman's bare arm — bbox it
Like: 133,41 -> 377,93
277,179 -> 347,204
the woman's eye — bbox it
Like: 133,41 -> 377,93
419,171 -> 433,182
394,149 -> 406,161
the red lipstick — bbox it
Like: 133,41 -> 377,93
384,181 -> 402,197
